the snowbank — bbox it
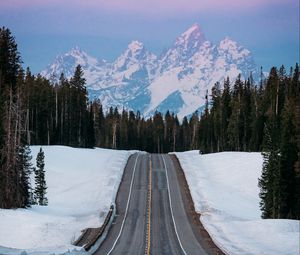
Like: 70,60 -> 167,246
174,151 -> 299,255
0,146 -> 135,255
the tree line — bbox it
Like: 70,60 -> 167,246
0,27 -> 299,219
16,65 -> 206,153
0,27 -> 48,208
198,67 -> 299,219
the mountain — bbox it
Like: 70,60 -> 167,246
41,24 -> 257,119
40,46 -> 107,86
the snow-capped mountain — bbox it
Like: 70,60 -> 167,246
41,24 -> 257,119
40,46 -> 107,86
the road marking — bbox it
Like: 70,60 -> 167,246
162,155 -> 188,255
145,155 -> 152,255
106,153 -> 140,255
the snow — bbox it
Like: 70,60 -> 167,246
218,37 -> 251,61
0,146 -> 135,255
175,23 -> 205,49
1,147 -> 297,255
127,40 -> 144,53
174,151 -> 300,255
181,23 -> 201,38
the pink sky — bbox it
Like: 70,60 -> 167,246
2,0 -> 296,13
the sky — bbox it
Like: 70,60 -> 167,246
0,0 -> 299,73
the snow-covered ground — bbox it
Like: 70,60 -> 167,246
1,147 -> 298,255
0,146 -> 135,255
174,151 -> 300,255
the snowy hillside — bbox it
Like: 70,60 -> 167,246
174,151 -> 299,255
41,24 -> 257,119
0,146 -> 135,255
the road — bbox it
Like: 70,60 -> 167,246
94,153 -> 209,255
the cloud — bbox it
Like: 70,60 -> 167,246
1,0 -> 297,14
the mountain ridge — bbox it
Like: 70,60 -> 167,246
41,24 -> 257,119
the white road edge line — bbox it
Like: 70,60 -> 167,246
162,154 -> 188,255
106,153 -> 140,255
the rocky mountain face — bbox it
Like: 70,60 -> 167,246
41,24 -> 257,119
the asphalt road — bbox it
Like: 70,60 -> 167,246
94,153 -> 208,255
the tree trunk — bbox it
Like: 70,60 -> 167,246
173,125 -> 176,152
26,108 -> 30,144
55,88 -> 58,128
112,122 -> 117,149
47,120 -> 50,145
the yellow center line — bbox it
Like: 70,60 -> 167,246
145,156 -> 152,255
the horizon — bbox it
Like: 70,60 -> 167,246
0,0 -> 299,74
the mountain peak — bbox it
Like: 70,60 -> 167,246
219,37 -> 250,54
182,23 -> 202,36
219,36 -> 238,45
68,46 -> 84,55
128,40 -> 144,52
175,23 -> 205,47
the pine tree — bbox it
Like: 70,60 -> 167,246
153,112 -> 164,153
199,90 -> 211,153
97,103 -> 105,147
189,111 -> 199,150
34,147 -> 48,206
242,78 -> 254,151
164,110 -> 173,152
0,27 -> 24,208
119,108 -> 129,149
211,82 -> 222,152
293,64 -> 300,219
259,122 -> 281,218
294,101 -> 300,219
249,81 -> 265,151
127,111 -> 137,150
172,115 -> 180,152
18,144 -> 34,207
228,74 -> 243,151
221,77 -> 231,151
279,99 -> 298,218
69,65 -> 88,147
86,103 -> 95,148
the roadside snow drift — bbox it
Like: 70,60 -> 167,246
0,146 -> 135,255
175,151 -> 299,255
